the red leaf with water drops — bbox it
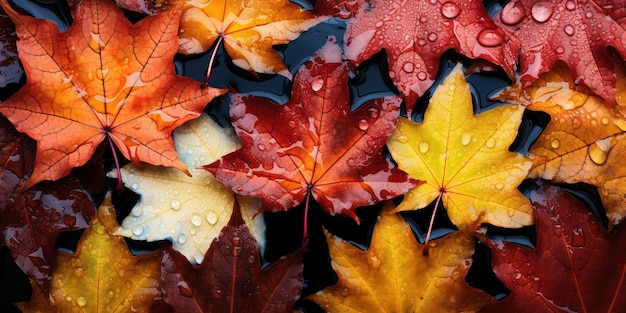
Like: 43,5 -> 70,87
344,0 -> 512,115
204,40 -> 421,221
158,200 -> 305,313
479,182 -> 626,313
494,0 -> 626,104
312,0 -> 366,19
0,116 -> 96,296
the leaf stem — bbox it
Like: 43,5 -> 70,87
303,189 -> 311,244
107,134 -> 124,193
423,192 -> 443,256
205,36 -> 223,86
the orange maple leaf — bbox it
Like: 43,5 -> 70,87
0,0 -> 225,189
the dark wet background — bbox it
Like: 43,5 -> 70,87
0,1 -> 609,312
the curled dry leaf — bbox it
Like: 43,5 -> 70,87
494,0 -> 626,104
307,201 -> 495,312
479,182 -> 626,313
109,113 -> 264,264
205,40 -> 421,221
158,202 -> 304,313
178,0 -> 325,78
15,193 -> 162,313
0,0 -> 225,189
387,65 -> 533,228
0,117 -> 96,296
344,0 -> 512,114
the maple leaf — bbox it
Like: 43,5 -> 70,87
15,192 -> 162,312
109,113 -> 264,264
501,63 -> 626,227
306,201 -> 495,312
0,7 -> 22,88
478,182 -> 626,313
0,0 -> 225,189
494,0 -> 626,104
158,202 -> 304,313
0,117 -> 96,296
204,41 -> 421,222
387,64 -> 533,230
178,0 -> 325,78
344,0 -> 512,114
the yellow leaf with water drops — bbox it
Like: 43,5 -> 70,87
306,201 -> 494,312
178,0 -> 325,78
386,65 -> 533,229
109,113 -> 264,264
15,192 -> 162,313
506,63 -> 626,227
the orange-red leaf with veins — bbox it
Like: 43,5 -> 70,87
158,201 -> 304,313
344,0 -> 512,114
479,182 -> 626,313
494,0 -> 626,104
0,117 -> 95,296
0,0 -> 225,189
204,40 -> 421,220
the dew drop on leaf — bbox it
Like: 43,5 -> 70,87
248,254 -> 255,264
588,139 -> 611,165
358,119 -> 370,130
132,225 -> 144,236
427,33 -> 438,42
205,211 -> 219,225
565,0 -> 576,10
340,287 -> 350,297
500,1 -> 526,25
170,200 -> 181,211
556,46 -> 565,54
131,182 -> 139,190
368,107 -> 379,118
531,2 -> 554,23
485,138 -> 496,148
311,77 -> 324,91
402,62 -> 415,73
550,139 -> 560,149
419,141 -> 430,153
396,135 -> 409,143
440,2 -> 461,19
477,29 -> 503,47
178,234 -> 187,244
191,214 -> 202,226
461,133 -> 471,146
417,72 -> 427,80
564,25 -> 575,36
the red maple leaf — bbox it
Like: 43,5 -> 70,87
479,182 -> 626,313
344,0 -> 512,115
156,201 -> 304,313
204,40 -> 421,222
494,0 -> 626,104
0,117 -> 95,296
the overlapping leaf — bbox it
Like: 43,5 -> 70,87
387,65 -> 533,228
205,41 -> 420,220
110,113 -> 264,264
157,203 -> 304,313
479,183 -> 626,313
496,63 -> 626,226
178,0 -> 325,77
307,201 -> 494,312
0,117 -> 96,296
494,0 -> 626,104
0,7 -> 22,88
0,0 -> 225,189
16,193 -> 162,312
344,0 -> 512,114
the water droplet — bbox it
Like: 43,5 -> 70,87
178,234 -> 187,244
375,21 -> 383,27
500,1 -> 526,25
550,139 -> 560,149
368,107 -> 379,118
417,39 -> 427,46
170,200 -> 181,211
212,287 -> 223,299
77,296 -> 87,307
130,182 -> 139,190
585,11 -> 593,18
441,2 -> 461,18
565,0 -> 576,10
601,117 -> 609,125
402,62 -> 415,73
419,141 -> 429,153
486,138 -> 496,148
132,226 -> 144,236
531,2 -> 554,23
311,78 -> 324,91
186,148 -> 194,155
368,255 -> 381,269
461,133 -> 471,146
556,46 -> 564,54
396,135 -> 409,143
588,138 -> 611,165
417,72 -> 427,80
206,211 -> 218,225
191,214 -> 202,226
427,33 -> 437,42
248,254 -> 256,264
131,207 -> 143,217
477,29 -> 503,47
495,182 -> 504,190
341,288 -> 350,297
358,119 -> 370,130
288,120 -> 297,128
257,143 -> 266,151
571,227 -> 585,247
514,271 -> 522,280
564,25 -> 575,36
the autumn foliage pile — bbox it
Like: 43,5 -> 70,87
1,0 -> 626,312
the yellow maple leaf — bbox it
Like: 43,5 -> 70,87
16,193 -> 162,313
178,0 -> 325,78
386,65 -> 533,228
306,201 -> 494,312
505,63 -> 626,227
